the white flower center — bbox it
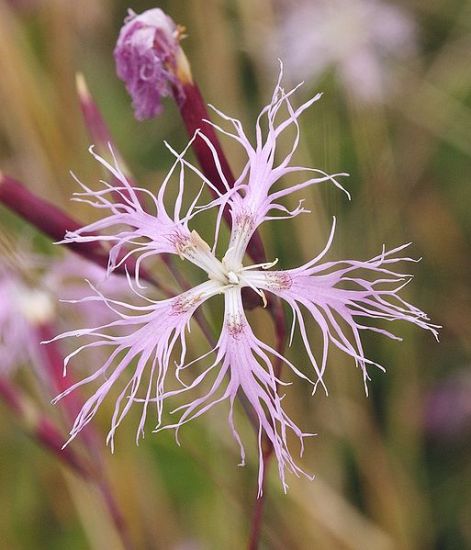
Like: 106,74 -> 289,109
226,270 -> 240,285
179,229 -> 281,305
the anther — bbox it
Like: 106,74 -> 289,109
227,271 -> 240,285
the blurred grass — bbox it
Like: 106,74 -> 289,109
0,0 -> 470,548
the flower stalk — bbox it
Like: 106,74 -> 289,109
248,294 -> 287,549
172,75 -> 267,264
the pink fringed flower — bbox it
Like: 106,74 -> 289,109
114,8 -> 182,120
55,73 -> 438,493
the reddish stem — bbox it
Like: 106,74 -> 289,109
247,297 -> 287,550
174,81 -> 266,264
0,376 -> 91,478
36,417 -> 93,479
76,74 -> 145,206
248,447 -> 272,550
77,73 -> 115,148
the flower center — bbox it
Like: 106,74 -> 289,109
226,270 -> 240,285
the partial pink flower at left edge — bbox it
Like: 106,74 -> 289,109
52,72 -> 439,495
0,251 -> 129,377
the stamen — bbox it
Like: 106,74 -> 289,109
240,258 -> 279,272
227,271 -> 240,285
251,286 -> 268,308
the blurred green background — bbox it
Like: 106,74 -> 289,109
0,0 -> 470,548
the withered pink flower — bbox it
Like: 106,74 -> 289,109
114,8 -> 182,120
55,72 -> 438,493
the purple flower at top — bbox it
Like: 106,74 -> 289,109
54,71 -> 438,493
114,8 -> 182,120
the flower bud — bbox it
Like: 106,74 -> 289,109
114,8 -> 187,120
